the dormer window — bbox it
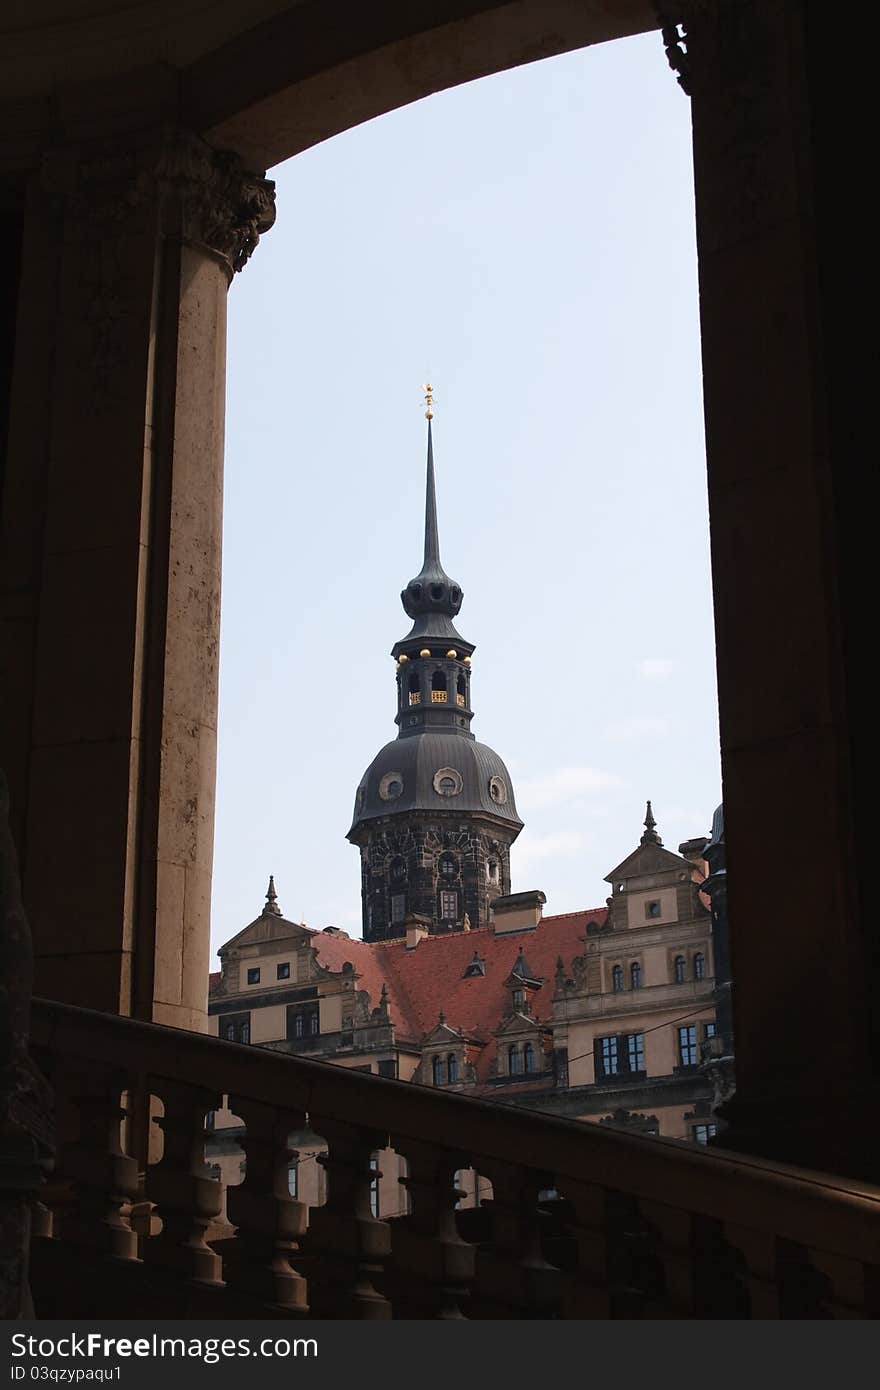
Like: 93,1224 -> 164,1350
464,952 -> 486,978
512,987 -> 524,1009
524,1041 -> 535,1073
447,1053 -> 459,1082
432,1056 -> 444,1086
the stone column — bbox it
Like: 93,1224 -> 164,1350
667,1 -> 876,1176
0,130 -> 274,1030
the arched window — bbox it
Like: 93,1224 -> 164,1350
447,1052 -> 459,1083
432,1056 -> 444,1086
309,1010 -> 319,1036
674,955 -> 686,984
408,671 -> 420,705
439,852 -> 457,878
431,670 -> 447,703
456,672 -> 467,707
240,1022 -> 249,1044
509,1045 -> 522,1075
295,1013 -> 304,1038
631,961 -> 642,990
612,964 -> 624,992
523,1042 -> 535,1073
694,952 -> 705,980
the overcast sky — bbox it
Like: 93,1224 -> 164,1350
210,30 -> 719,957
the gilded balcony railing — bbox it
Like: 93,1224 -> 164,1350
27,997 -> 880,1319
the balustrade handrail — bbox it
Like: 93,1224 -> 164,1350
30,996 -> 880,1267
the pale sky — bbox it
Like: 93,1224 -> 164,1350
210,30 -> 719,958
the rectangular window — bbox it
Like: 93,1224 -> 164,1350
288,1161 -> 298,1196
704,1022 -> 717,1040
599,1035 -> 619,1077
369,1153 -> 380,1218
377,1059 -> 397,1079
276,962 -> 290,980
678,1025 -> 698,1067
221,1012 -> 251,1044
597,1032 -> 645,1080
287,1004 -> 319,1041
441,891 -> 457,920
390,893 -> 406,924
693,1124 -> 717,1145
627,1033 -> 645,1072
246,967 -> 260,985
645,900 -> 662,919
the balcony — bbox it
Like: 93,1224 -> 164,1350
25,997 -> 880,1319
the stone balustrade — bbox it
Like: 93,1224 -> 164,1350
28,998 -> 880,1319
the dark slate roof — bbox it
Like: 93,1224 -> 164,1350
347,730 -> 522,839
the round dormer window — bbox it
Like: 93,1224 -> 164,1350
379,771 -> 404,801
433,767 -> 463,797
489,775 -> 508,804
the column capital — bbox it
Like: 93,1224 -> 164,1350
41,128 -> 276,278
152,130 -> 276,276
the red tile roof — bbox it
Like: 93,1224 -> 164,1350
311,908 -> 607,1077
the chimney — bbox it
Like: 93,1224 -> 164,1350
405,912 -> 431,950
491,890 -> 546,935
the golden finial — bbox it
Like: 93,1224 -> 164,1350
423,382 -> 434,420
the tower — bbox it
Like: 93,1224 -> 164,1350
347,393 -> 523,942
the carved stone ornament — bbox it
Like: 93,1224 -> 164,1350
151,132 -> 276,275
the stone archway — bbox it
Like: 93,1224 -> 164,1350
0,0 -> 873,1176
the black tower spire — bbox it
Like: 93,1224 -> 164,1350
347,389 -> 522,942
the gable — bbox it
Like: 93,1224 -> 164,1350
220,912 -> 314,954
604,842 -> 688,884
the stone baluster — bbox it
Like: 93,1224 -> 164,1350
304,1116 -> 391,1318
213,1096 -> 308,1314
142,1078 -> 223,1286
603,1189 -> 667,1318
386,1139 -> 474,1318
637,1200 -> 697,1316
47,1057 -> 138,1261
554,1180 -> 612,1318
721,1223 -> 780,1318
470,1160 -> 560,1318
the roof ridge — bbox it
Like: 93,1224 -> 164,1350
542,906 -> 607,922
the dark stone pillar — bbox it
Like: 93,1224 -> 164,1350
677,0 -> 877,1177
0,128 -> 274,1029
